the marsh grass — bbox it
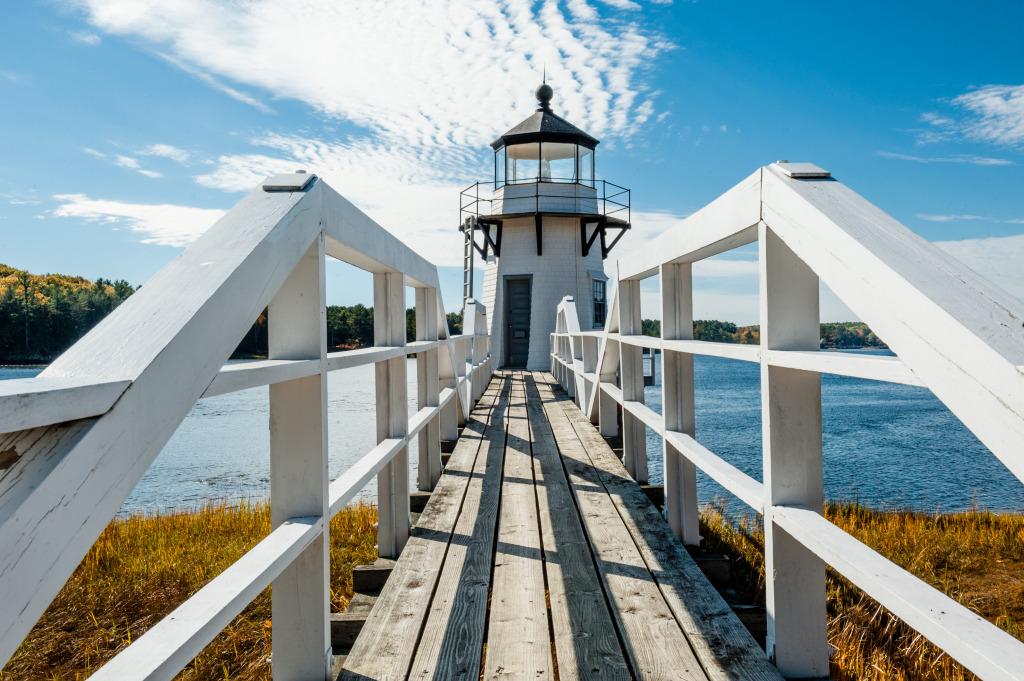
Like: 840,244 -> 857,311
700,499 -> 1024,681
5,495 -> 1021,680
0,499 -> 377,681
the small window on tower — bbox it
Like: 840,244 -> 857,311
593,279 -> 606,328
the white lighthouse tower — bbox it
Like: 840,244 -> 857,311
461,82 -> 631,369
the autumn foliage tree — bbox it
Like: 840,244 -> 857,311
0,265 -> 136,362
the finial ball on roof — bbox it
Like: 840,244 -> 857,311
535,83 -> 553,110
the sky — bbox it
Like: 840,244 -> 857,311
2,0 -> 1023,324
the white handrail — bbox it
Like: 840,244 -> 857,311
551,162 -> 1024,680
0,173 -> 492,678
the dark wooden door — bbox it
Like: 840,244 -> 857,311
505,278 -> 532,367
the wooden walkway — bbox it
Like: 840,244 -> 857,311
338,371 -> 782,681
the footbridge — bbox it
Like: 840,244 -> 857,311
1,164 -> 1023,680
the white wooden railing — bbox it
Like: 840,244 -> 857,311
551,162 -> 1024,681
0,173 -> 492,679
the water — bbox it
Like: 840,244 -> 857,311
1,361 -> 421,515
641,350 -> 1024,513
4,350 -> 1021,514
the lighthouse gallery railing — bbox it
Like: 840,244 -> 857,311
550,162 -> 1024,681
0,173 -> 492,679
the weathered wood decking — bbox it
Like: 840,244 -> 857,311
339,371 -> 781,681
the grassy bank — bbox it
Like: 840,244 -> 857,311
0,500 -> 377,681
4,498 -> 1021,680
700,500 -> 1024,681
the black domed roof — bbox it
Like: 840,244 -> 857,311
490,85 -> 599,150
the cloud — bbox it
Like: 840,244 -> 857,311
83,147 -> 106,159
936,232 -> 1024,302
69,0 -> 671,267
922,84 -> 1024,148
915,214 -> 989,222
52,194 -> 226,246
69,31 -> 101,46
158,53 -> 275,114
952,85 -> 1024,147
193,134 -> 475,267
115,155 -> 140,169
139,144 -> 190,163
111,153 -> 163,178
73,0 -> 669,147
877,151 -> 1014,166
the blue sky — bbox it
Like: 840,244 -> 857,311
2,1 -> 1023,324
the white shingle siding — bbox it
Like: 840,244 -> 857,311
482,215 -> 607,369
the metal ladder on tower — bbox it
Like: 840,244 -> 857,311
462,217 -> 474,313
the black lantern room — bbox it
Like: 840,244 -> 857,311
491,83 -> 599,188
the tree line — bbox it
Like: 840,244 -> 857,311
233,306 -> 465,356
0,264 -> 136,362
1,264 -> 468,363
2,263 -> 883,363
639,319 -> 886,348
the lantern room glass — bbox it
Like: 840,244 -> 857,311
495,146 -> 506,187
541,142 -> 576,182
506,143 -> 540,183
498,142 -> 596,186
579,146 -> 594,188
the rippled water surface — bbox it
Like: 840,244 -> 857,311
4,349 -> 1021,514
2,361 -> 419,514
642,350 -> 1023,513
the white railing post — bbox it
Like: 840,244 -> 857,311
439,315 -> 459,443
268,234 -> 331,679
598,339 -> 620,439
760,224 -> 828,677
374,270 -> 410,559
457,338 -> 468,426
466,300 -> 487,402
476,305 -> 488,399
550,332 -> 557,375
618,276 -> 647,483
660,262 -> 700,545
416,287 -> 442,492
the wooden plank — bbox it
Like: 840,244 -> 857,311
662,430 -> 764,513
616,169 -> 761,281
483,373 -> 555,680
0,377 -> 130,434
328,438 -> 406,516
538,373 -> 783,681
339,377 -> 504,681
761,166 -> 1024,479
532,374 -> 706,681
1,179 -> 324,670
661,262 -> 700,546
268,236 -> 330,679
408,374 -> 511,680
774,504 -> 1024,681
523,374 -> 630,681
88,517 -> 321,681
202,358 -> 318,398
764,349 -> 923,386
758,224 -> 828,678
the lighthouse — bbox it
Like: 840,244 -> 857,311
460,82 -> 631,369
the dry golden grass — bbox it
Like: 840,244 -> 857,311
700,499 -> 1024,681
0,499 -> 377,681
5,494 -> 1021,681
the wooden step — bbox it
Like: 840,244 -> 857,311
351,559 -> 396,593
410,490 -> 432,513
331,592 -> 378,648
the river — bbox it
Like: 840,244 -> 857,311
3,350 -> 1021,515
